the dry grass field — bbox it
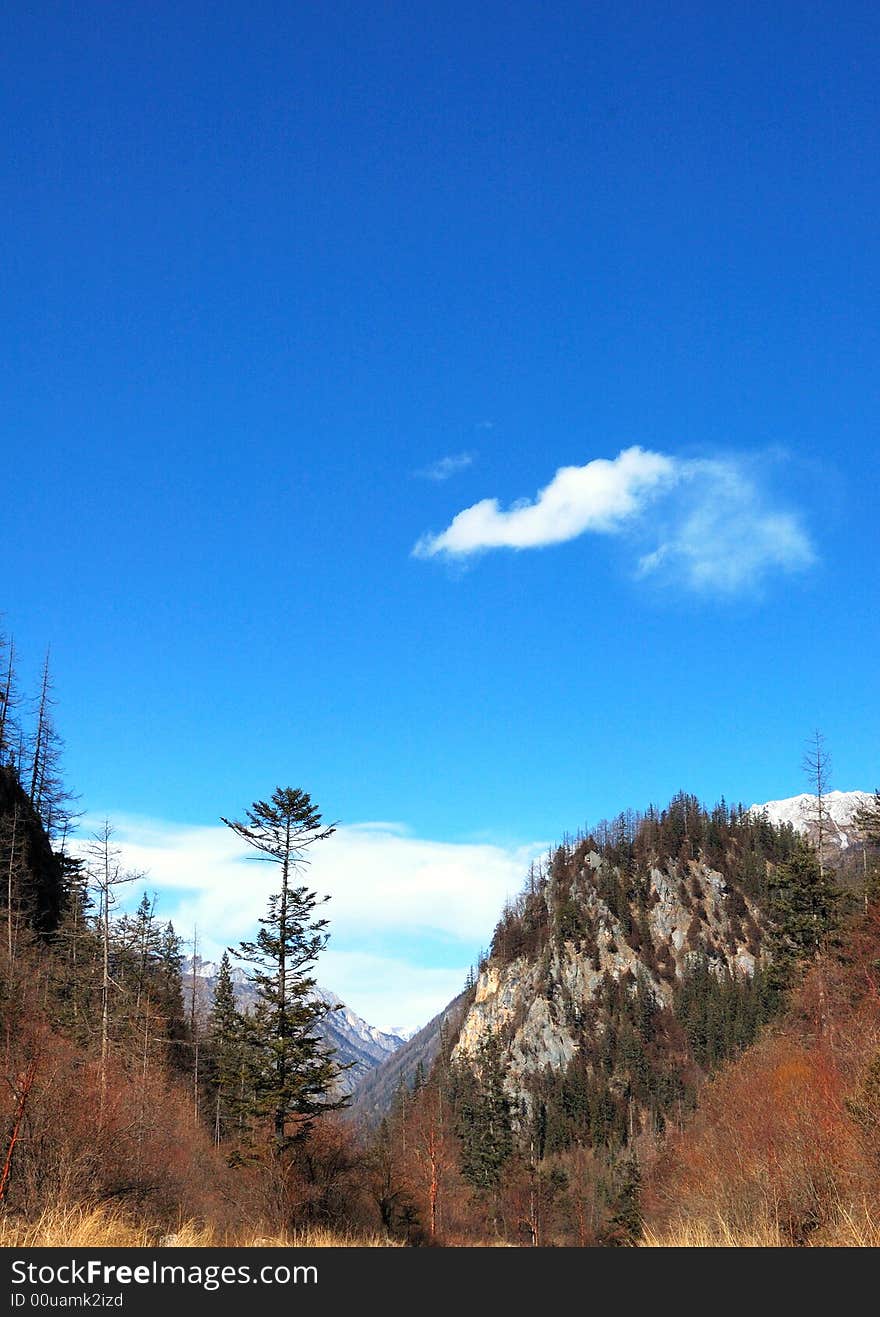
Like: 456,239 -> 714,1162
0,1204 -> 401,1248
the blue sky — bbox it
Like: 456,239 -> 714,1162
3,2 -> 879,1027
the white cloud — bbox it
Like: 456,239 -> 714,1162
71,817 -> 542,1033
415,452 -> 475,482
413,446 -> 677,556
413,445 -> 816,593
637,457 -> 816,593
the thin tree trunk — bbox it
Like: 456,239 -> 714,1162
0,1059 -> 37,1205
98,826 -> 113,1121
100,877 -> 109,1118
275,822 -> 290,1154
135,1010 -> 150,1179
6,805 -> 18,968
0,638 -> 14,760
71,877 -> 80,1023
429,1149 -> 438,1240
190,927 -> 200,1124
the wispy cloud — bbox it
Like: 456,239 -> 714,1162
72,816 -> 543,1033
415,451 -> 475,482
637,457 -> 816,593
413,446 -> 816,594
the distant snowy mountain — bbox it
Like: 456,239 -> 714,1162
183,959 -> 406,1095
186,958 -> 249,986
314,987 -> 408,1086
749,790 -> 874,851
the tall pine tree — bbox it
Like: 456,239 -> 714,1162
222,787 -> 346,1152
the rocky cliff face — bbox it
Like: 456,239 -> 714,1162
452,843 -> 763,1104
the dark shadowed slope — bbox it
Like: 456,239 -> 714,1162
349,989 -> 472,1127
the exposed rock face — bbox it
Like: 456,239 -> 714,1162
452,849 -> 762,1100
457,964 -> 578,1077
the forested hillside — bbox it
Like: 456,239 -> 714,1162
642,897 -> 880,1245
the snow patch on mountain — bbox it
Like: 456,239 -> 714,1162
315,988 -> 406,1061
749,790 -> 873,850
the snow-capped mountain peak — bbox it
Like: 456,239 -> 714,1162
315,988 -> 406,1058
187,957 -> 248,985
749,789 -> 874,850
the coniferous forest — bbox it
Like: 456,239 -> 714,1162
2,625 -> 880,1247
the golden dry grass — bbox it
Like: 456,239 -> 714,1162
641,1202 -> 880,1247
14,1201 -> 880,1248
641,1220 -> 789,1248
0,1205 -> 152,1248
0,1204 -> 400,1248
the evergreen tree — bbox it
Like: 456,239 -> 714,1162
207,950 -> 255,1145
222,786 -> 346,1151
0,801 -> 33,973
26,651 -> 74,840
455,1033 -> 513,1193
854,791 -> 880,847
52,852 -> 95,1039
115,892 -> 161,1012
767,840 -> 840,987
854,791 -> 880,911
154,920 -> 189,1070
601,1152 -> 642,1246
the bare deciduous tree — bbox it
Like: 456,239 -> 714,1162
803,730 -> 832,880
0,633 -> 19,766
84,821 -> 138,1118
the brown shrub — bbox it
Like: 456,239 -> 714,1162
644,905 -> 880,1245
